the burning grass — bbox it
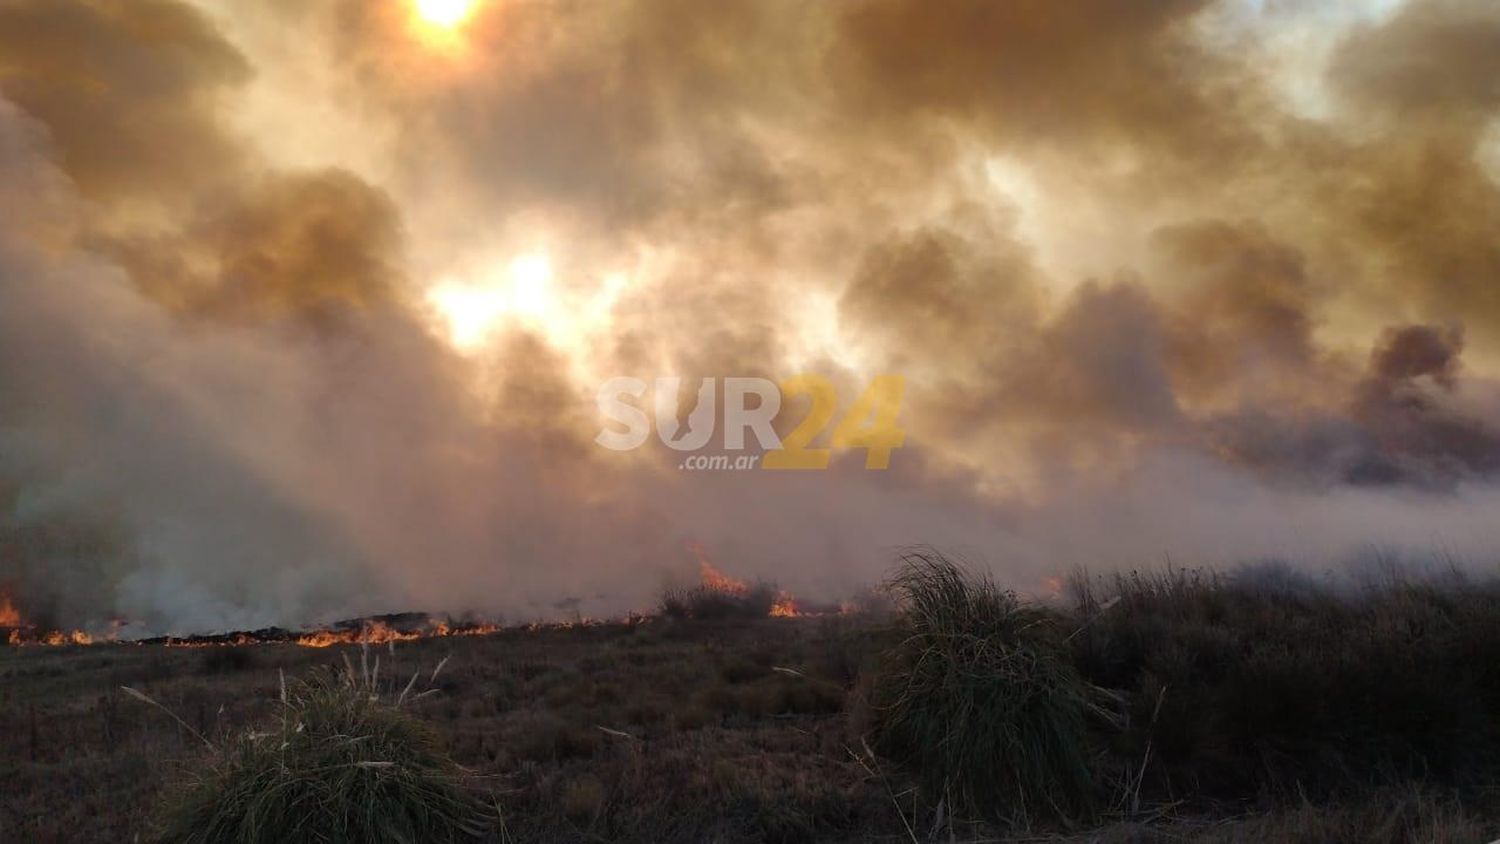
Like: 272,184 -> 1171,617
2,587 -> 102,645
658,553 -> 800,621
152,665 -> 488,844
2,552 -> 807,650
10,554 -> 1500,841
1,606 -> 515,650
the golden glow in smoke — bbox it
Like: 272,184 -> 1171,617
424,251 -> 635,364
413,0 -> 478,29
428,253 -> 556,350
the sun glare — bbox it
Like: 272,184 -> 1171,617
414,0 -> 478,30
425,252 -> 636,367
427,253 -> 557,351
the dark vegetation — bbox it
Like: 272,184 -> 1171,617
3,552 -> 1499,842
858,552 -> 1500,840
1070,564 -> 1500,807
864,553 -> 1112,825
659,579 -> 778,621
156,669 -> 486,843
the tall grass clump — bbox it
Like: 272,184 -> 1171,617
659,580 -> 777,621
155,666 -> 487,844
865,551 -> 1115,826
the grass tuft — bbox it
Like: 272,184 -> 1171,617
865,550 -> 1116,826
155,668 -> 487,844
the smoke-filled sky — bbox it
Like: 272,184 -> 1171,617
2,0 -> 1500,633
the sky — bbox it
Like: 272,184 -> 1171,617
1,0 -> 1499,633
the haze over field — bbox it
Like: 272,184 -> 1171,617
2,0 -> 1499,633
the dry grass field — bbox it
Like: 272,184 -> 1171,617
4,557 -> 1500,843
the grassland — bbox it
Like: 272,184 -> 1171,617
3,557 -> 1499,843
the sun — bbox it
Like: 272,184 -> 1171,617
413,0 -> 478,29
425,251 -> 634,365
426,253 -> 557,351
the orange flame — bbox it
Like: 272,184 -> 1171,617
0,591 -> 100,646
691,542 -> 749,595
426,620 -> 505,638
293,618 -> 510,648
690,542 -> 802,618
295,620 -> 423,648
2,599 -> 635,649
699,560 -> 749,595
770,592 -> 800,618
0,592 -> 20,627
40,629 -> 93,646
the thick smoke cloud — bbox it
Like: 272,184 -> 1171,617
1206,325 -> 1500,489
0,0 -> 249,203
105,169 -> 406,319
1,0 -> 1499,632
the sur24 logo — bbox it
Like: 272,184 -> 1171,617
595,375 -> 906,469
